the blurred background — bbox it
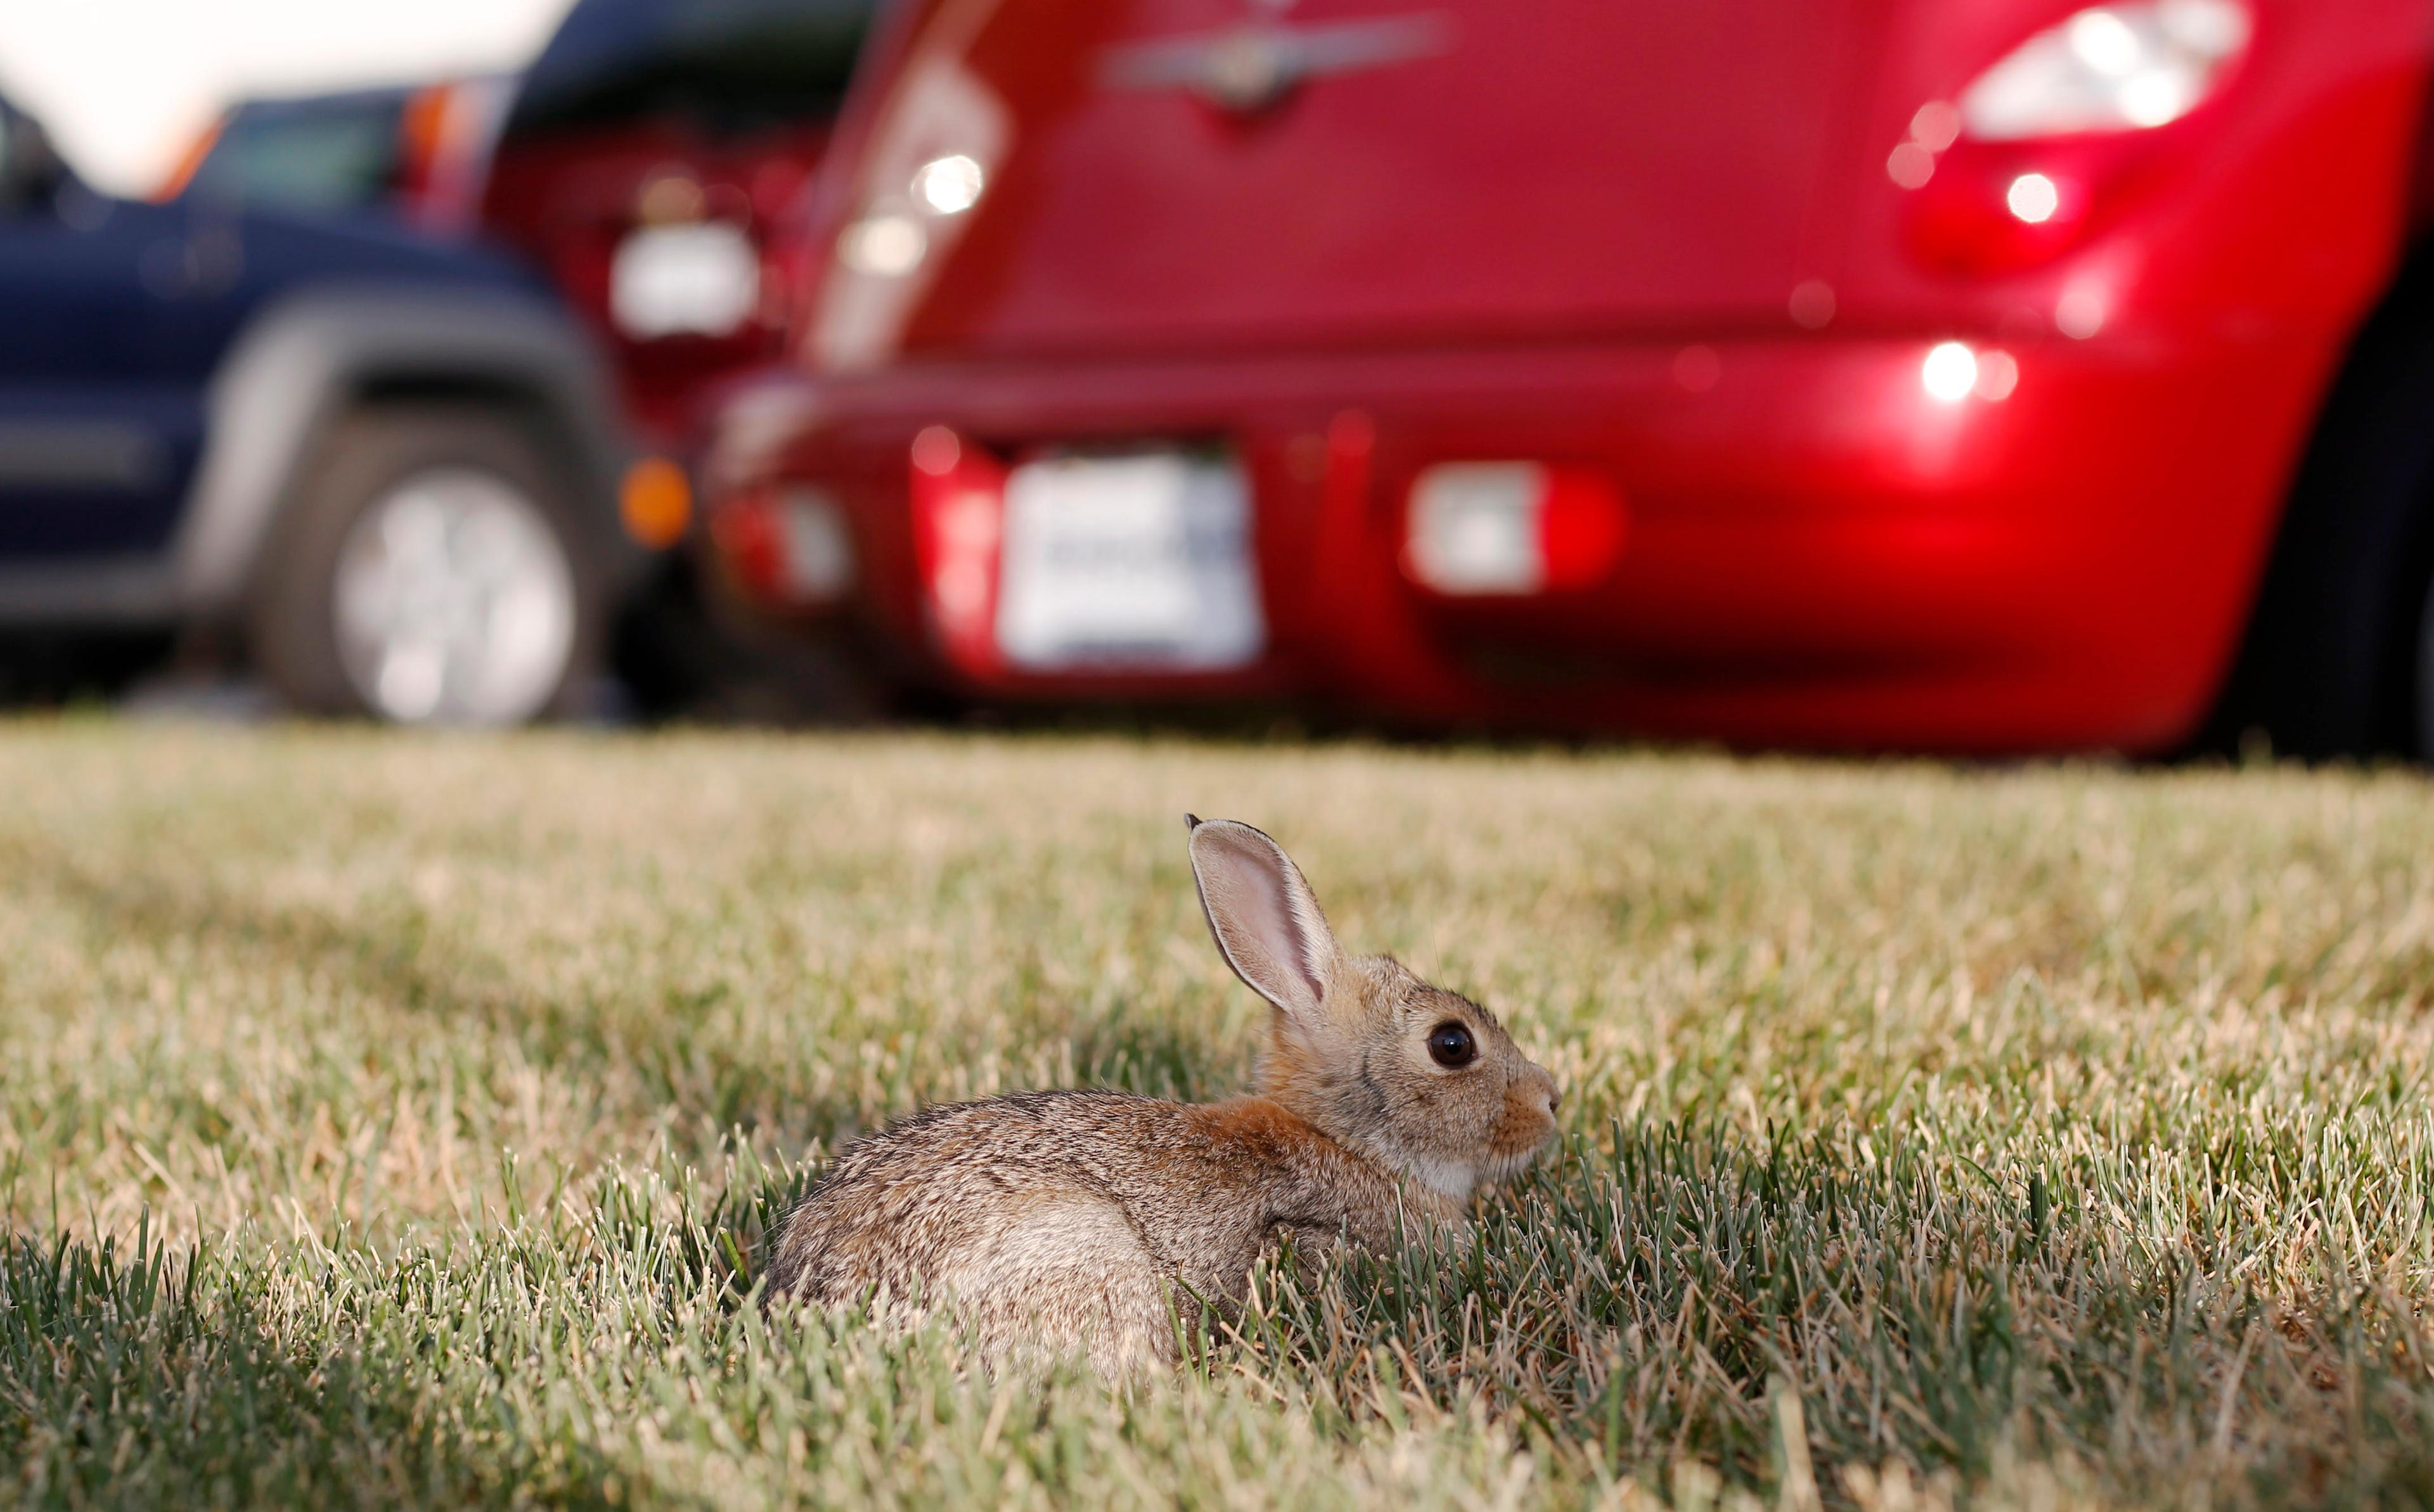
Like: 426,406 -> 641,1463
0,2 -> 567,197
1,0 -> 2430,757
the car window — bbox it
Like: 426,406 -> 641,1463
506,0 -> 875,139
186,96 -> 407,214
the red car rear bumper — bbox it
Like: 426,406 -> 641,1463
724,324 -> 2341,753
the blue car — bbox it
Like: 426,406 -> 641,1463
0,91 -> 633,724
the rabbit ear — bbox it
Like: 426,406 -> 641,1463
1187,819 -> 1343,1025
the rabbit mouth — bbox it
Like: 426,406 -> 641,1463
1394,1120 -> 1554,1199
1483,1118 -> 1559,1180
1483,1142 -> 1550,1182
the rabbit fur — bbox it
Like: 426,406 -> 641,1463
763,817 -> 1560,1377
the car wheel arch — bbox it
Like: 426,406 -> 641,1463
171,284 -> 634,624
2200,231 -> 2434,760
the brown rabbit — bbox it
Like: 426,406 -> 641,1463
762,817 -> 1560,1376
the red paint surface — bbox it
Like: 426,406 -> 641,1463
480,119 -> 834,444
708,0 -> 2434,752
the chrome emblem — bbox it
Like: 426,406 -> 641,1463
1102,11 -> 1453,115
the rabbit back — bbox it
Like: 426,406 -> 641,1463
764,1088 -> 1422,1374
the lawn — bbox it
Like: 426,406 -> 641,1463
1,721 -> 2431,1510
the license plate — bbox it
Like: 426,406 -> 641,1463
995,451 -> 1265,671
609,222 -> 759,340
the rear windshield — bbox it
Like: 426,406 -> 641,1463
186,93 -> 406,214
505,0 -> 875,139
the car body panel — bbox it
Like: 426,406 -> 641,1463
851,0 -> 1854,359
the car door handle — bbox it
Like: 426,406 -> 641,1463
1102,12 -> 1453,115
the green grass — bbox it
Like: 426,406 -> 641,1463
2,721 -> 2432,1509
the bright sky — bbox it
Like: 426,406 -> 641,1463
0,0 -> 576,195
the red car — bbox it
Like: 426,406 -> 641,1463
702,0 -> 2434,755
481,0 -> 874,452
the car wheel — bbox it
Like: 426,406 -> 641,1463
253,406 -> 603,725
2203,255 -> 2434,760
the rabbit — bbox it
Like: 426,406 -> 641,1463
761,816 -> 1561,1378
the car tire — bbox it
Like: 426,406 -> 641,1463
251,405 -> 606,726
2203,254 -> 2434,760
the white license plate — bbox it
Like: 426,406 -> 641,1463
610,222 -> 759,340
995,451 -> 1265,671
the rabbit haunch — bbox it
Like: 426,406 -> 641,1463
763,818 -> 1560,1377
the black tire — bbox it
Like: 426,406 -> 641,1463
2204,247 -> 2434,760
250,405 -> 607,724
0,629 -> 174,707
609,551 -> 887,724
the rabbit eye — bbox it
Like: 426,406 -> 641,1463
1426,1022 -> 1478,1069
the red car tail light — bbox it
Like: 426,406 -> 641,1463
1899,1 -> 2252,274
1403,463 -> 1628,596
710,484 -> 858,609
906,426 -> 1010,670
